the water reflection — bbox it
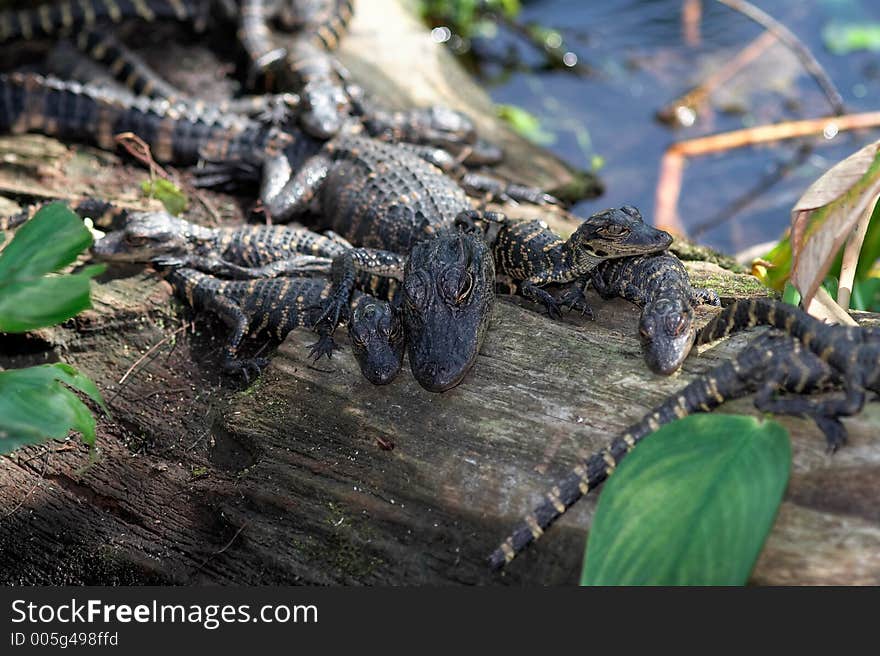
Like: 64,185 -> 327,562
473,0 -> 880,254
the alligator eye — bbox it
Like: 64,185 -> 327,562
125,234 -> 149,246
456,273 -> 473,304
639,325 -> 653,340
600,225 -> 630,238
350,333 -> 367,348
668,313 -> 690,337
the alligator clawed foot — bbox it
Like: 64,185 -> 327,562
693,288 -> 721,307
557,287 -> 594,320
225,357 -> 269,384
814,415 -> 848,454
308,335 -> 340,361
313,294 -> 350,334
543,299 -> 564,321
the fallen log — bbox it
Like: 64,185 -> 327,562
1,0 -> 879,586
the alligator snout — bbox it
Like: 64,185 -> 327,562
413,360 -> 466,393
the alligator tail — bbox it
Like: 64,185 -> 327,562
696,298 -> 820,346
488,360 -> 751,570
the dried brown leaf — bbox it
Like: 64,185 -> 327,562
790,139 -> 880,308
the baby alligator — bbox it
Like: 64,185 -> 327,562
592,251 -> 719,375
488,331 -> 838,570
165,267 -> 404,384
92,209 -> 405,358
91,209 -> 404,283
696,298 -> 880,450
460,207 -> 673,318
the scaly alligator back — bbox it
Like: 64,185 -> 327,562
0,72 -> 292,165
315,134 -> 472,253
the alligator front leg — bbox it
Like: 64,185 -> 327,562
261,153 -> 331,221
459,172 -> 560,206
521,280 -> 563,319
314,248 -> 408,335
204,295 -> 267,383
556,280 -> 594,319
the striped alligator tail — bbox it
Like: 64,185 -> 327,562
0,72 -> 292,166
0,0 -> 204,44
696,298 -> 822,346
488,359 -> 750,570
306,0 -> 356,53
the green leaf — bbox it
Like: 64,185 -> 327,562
0,363 -> 108,455
0,202 -> 92,280
0,265 -> 105,332
581,414 -> 790,586
782,281 -> 801,306
0,204 -> 104,332
141,178 -> 188,216
852,276 -> 880,312
496,104 -> 556,145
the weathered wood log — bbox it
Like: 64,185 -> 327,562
1,0 -> 879,586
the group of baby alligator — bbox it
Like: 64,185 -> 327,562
0,0 -> 876,573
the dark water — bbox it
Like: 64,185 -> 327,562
477,0 -> 880,255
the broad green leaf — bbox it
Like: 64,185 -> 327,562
782,281 -> 801,306
141,178 -> 188,216
0,265 -> 105,332
0,202 -> 92,280
0,363 -> 108,455
0,204 -> 104,332
790,139 -> 880,308
581,414 -> 790,586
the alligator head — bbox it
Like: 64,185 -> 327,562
402,231 -> 495,392
92,211 -> 209,262
570,206 -> 672,260
639,296 -> 695,375
348,294 -> 406,385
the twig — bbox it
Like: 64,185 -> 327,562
116,324 -> 190,388
193,521 -> 249,573
655,111 -> 880,233
806,286 -> 858,325
715,0 -> 845,115
682,0 -> 702,47
2,450 -> 49,519
690,143 -> 813,238
114,132 -> 167,181
657,30 -> 777,124
837,193 -> 878,309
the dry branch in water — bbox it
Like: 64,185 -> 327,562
655,112 -> 880,234
715,0 -> 845,115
